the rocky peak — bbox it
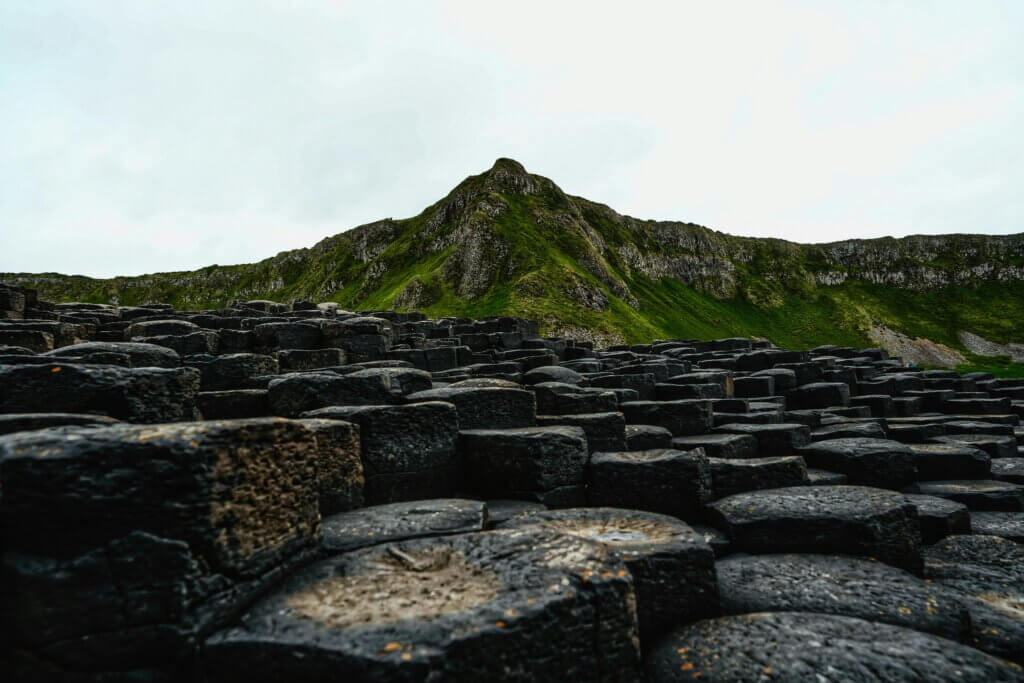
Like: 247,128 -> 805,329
483,157 -> 540,195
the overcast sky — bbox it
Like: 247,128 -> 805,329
2,1 -> 1022,278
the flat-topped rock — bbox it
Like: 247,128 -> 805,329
914,480 -> 1024,512
708,456 -> 808,500
785,381 -> 851,409
944,420 -> 1017,436
322,499 -> 488,553
296,418 -> 365,515
0,412 -> 120,435
303,402 -> 459,504
707,485 -> 923,572
624,423 -> 673,449
587,448 -> 712,521
970,511 -> 1024,542
460,426 -> 589,507
188,352 -> 279,391
522,364 -> 583,385
671,433 -> 758,459
991,458 -> 1024,484
499,507 -> 718,641
406,385 -> 536,429
645,612 -> 1022,682
204,529 -> 643,682
0,418 -> 323,676
268,367 -> 432,416
123,319 -> 199,338
531,381 -> 619,415
809,420 -> 887,441
0,362 -> 199,423
904,494 -> 972,543
716,553 -> 970,641
45,340 -> 180,367
619,399 -> 712,436
925,535 -> 1024,663
197,388 -> 270,419
712,422 -> 810,457
932,434 -> 1018,459
484,499 -> 547,527
795,437 -> 916,489
536,411 -> 626,452
909,443 -> 992,480
806,467 -> 848,485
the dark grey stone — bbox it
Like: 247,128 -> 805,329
925,534 -> 1024,663
587,448 -> 712,521
203,529 -> 643,683
914,480 -> 1024,512
707,485 -> 923,573
407,385 -> 536,430
0,362 -> 199,423
671,433 -> 758,459
708,456 -> 809,500
624,424 -> 673,450
321,498 -> 487,553
795,438 -> 916,489
500,507 -> 718,642
712,422 -> 810,458
716,553 -> 970,641
645,612 -> 1021,682
460,426 -> 589,507
909,443 -> 992,480
904,494 -> 972,543
302,402 -> 459,505
0,419 -> 322,678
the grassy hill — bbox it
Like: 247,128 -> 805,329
4,158 -> 1023,373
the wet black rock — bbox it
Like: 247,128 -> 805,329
203,529 -> 643,682
707,456 -> 809,500
0,362 -> 200,423
645,611 -> 1021,682
624,423 -> 673,449
501,507 -> 718,642
969,511 -> 1024,542
909,443 -> 992,480
536,411 -> 626,453
459,426 -> 589,507
712,422 -> 810,457
321,498 -> 488,553
0,412 -> 120,435
671,433 -> 758,459
619,399 -> 712,436
406,385 -> 536,429
587,448 -> 712,521
914,480 -> 1024,512
46,340 -> 181,367
296,417 -> 366,515
0,418 -> 323,678
268,367 -> 431,416
303,402 -> 459,504
707,485 -> 923,573
716,553 -> 971,641
904,493 -> 972,543
795,437 -> 916,489
925,535 -> 1024,663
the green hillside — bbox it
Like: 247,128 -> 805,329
4,159 -> 1024,373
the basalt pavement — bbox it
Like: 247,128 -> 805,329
1,284 -> 1023,682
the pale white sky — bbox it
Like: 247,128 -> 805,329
1,1 -> 1021,278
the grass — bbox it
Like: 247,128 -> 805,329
955,354 -> 1024,379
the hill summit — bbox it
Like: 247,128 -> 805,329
4,159 -> 1024,365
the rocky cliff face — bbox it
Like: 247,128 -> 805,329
4,159 -> 1023,352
